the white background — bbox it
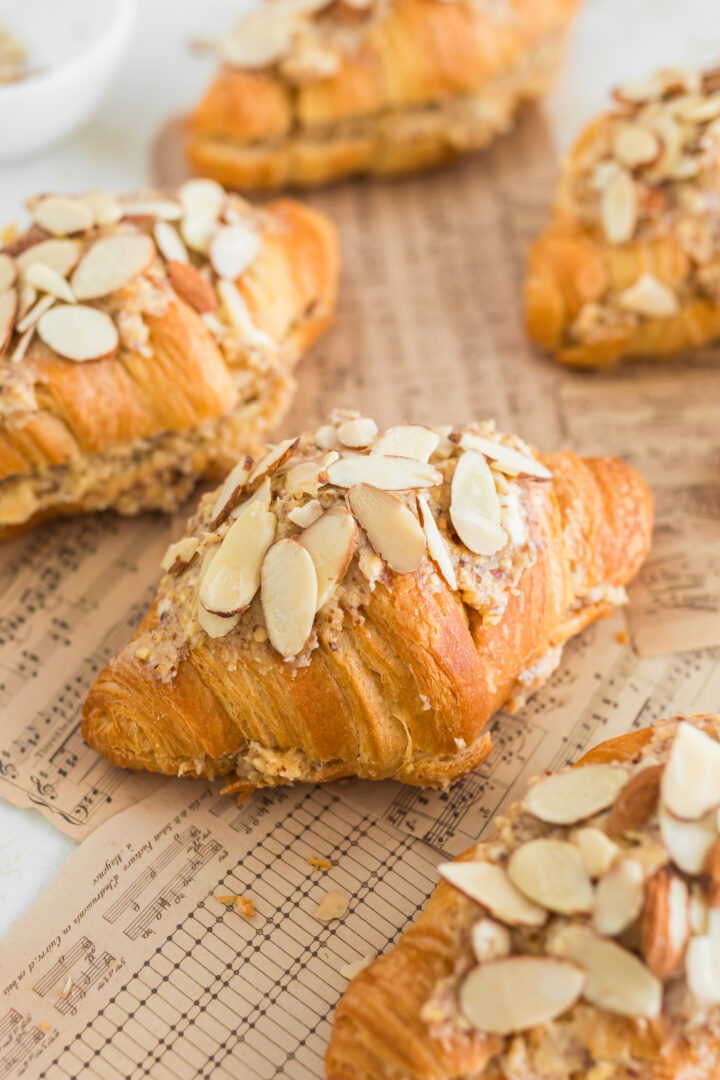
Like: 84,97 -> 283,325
0,0 -> 718,937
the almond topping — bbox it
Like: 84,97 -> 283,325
701,839 -> 720,907
508,839 -> 594,915
659,805 -> 718,874
162,536 -> 200,574
525,764 -> 628,825
417,496 -> 457,590
121,198 -> 182,221
607,764 -> 662,834
348,484 -> 426,574
601,168 -> 638,245
247,438 -> 300,488
24,262 -> 75,303
261,539 -> 317,658
326,455 -> 442,491
0,289 -> 17,353
299,505 -> 357,609
154,221 -> 188,264
618,273 -> 679,318
450,450 -> 507,556
197,606 -> 241,640
0,253 -> 17,293
549,924 -> 661,1019
593,859 -> 645,936
208,456 -> 253,529
288,500 -> 324,528
457,432 -> 552,479
570,827 -> 619,879
612,122 -> 662,169
79,191 -> 123,227
222,10 -> 298,68
337,417 -> 378,449
371,424 -> 439,462
216,279 -> 274,347
209,224 -> 261,280
71,234 -> 156,301
471,918 -> 511,962
685,918 -> 720,1003
438,861 -> 547,928
459,957 -> 584,1035
181,215 -> 217,255
168,261 -> 218,314
32,195 -> 93,237
198,498 -> 277,616
641,869 -> 689,979
16,239 -> 80,278
16,293 -> 55,333
36,305 -> 119,362
179,179 -> 226,221
661,722 -> 720,820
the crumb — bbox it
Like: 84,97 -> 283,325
339,953 -> 375,979
60,976 -> 73,1000
615,630 -> 629,645
41,1022 -> 51,1031
217,894 -> 255,919
307,855 -> 332,871
314,890 -> 349,923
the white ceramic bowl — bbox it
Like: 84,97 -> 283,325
0,0 -> 137,161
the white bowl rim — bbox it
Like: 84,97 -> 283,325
0,0 -> 137,103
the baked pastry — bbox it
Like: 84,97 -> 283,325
0,183 -> 337,536
185,0 -> 579,190
327,714 -> 720,1080
526,64 -> 720,366
82,411 -> 652,790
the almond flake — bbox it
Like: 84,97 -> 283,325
686,933 -> 720,1003
549,924 -> 661,1018
326,454 -> 441,491
199,496 -> 276,616
641,869 -> 689,979
247,438 -> 299,488
608,764 -> 663,834
525,764 -> 628,825
438,860 -> 547,928
71,234 -> 156,301
16,239 -> 80,278
471,918 -> 511,962
222,10 -> 298,68
216,279 -> 275,347
288,500 -> 323,528
508,839 -> 593,915
618,273 -> 678,318
209,224 -> 261,280
660,805 -> 718,874
570,827 -> 619,879
162,536 -> 200,574
601,168 -> 638,244
339,954 -> 375,979
261,539 -> 317,658
612,122 -> 662,169
371,424 -> 439,462
348,483 -> 426,574
0,253 -> 17,293
16,293 -> 55,333
79,192 -> 123,227
337,417 -> 378,449
197,605 -> 241,639
450,450 -> 507,556
593,858 -> 644,935
457,432 -> 552,479
168,261 -> 218,313
32,195 -> 93,237
702,839 -> 720,907
154,221 -> 188,264
37,304 -> 118,362
17,283 -> 36,320
459,957 -> 584,1035
315,424 -> 339,451
680,93 -> 720,124
11,326 -> 34,363
181,215 -> 217,255
614,68 -> 694,106
662,722 -> 720,820
121,198 -> 182,221
299,505 -> 357,609
209,457 -> 253,529
417,496 -> 457,590
284,461 -> 327,497
0,289 -> 17,352
24,262 -> 75,303
179,179 -> 226,221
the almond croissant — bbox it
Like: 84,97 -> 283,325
0,183 -> 337,536
327,715 -> 720,1080
526,64 -> 720,366
82,412 -> 652,790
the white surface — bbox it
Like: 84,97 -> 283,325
0,0 -> 717,938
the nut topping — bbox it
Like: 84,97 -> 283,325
662,722 -> 720,820
168,261 -> 218,314
417,495 -> 457,590
618,273 -> 678,318
199,496 -> 277,617
450,450 -> 507,556
299,506 -> 357,609
549,924 -> 662,1019
607,764 -> 662,834
508,839 -> 594,915
348,484 -> 426,574
659,805 -> 718,874
593,858 -> 644,935
459,957 -> 584,1035
16,239 -> 80,278
261,539 -> 317,658
326,454 -> 442,491
71,234 -> 156,301
0,289 -> 17,353
337,417 -> 378,449
32,195 -> 94,237
524,764 -> 628,825
0,253 -> 16,294
162,536 -> 200,574
438,860 -> 547,928
641,869 -> 689,978
372,424 -> 439,462
601,168 -> 638,244
24,262 -> 75,303
36,305 -> 119,362
209,224 -> 261,280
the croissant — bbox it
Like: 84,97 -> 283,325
327,714 -> 720,1080
82,411 -> 652,791
526,64 -> 720,366
0,183 -> 337,536
185,0 -> 578,190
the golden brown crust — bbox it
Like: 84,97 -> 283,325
82,449 -> 653,787
186,0 -> 578,189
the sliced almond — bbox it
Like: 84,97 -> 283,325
179,179 -> 226,221
459,957 -> 584,1035
247,438 -> 299,489
701,838 -> 720,907
288,500 -> 324,528
197,605 -> 241,639
181,215 -> 217,255
0,253 -> 17,293
348,484 -> 426,575
32,195 -> 93,237
337,417 -> 378,449
154,221 -> 188,264
284,461 -> 327,497
450,450 -> 507,556
17,283 -> 36,320
162,536 -> 200,574
457,432 -> 552,479
216,279 -> 275,347
679,93 -> 720,124
641,869 -> 689,979
618,273 -> 678,318
221,10 -> 297,68
299,505 -> 357,609
72,234 -> 156,302
208,458 -> 252,530
570,827 -> 619,879
593,858 -> 644,936
371,424 -> 439,463
326,454 -> 441,491
261,539 -> 317,658
644,114 -> 684,182
601,168 -> 638,245
471,918 -> 511,963
687,934 -> 720,1003
525,764 -> 628,826
690,885 -> 710,934
607,764 -> 663,834
0,289 -> 17,352
614,68 -> 695,106
417,496 -> 457,590
209,224 -> 261,280
508,839 -> 593,915
24,262 -> 75,303
612,122 -> 662,169
549,924 -> 661,1018
168,261 -> 218,314
661,722 -> 720,820
438,860 -> 547,928
16,293 -> 55,334
79,191 -> 123,227
199,499 -> 277,616
36,304 -> 118,362
16,239 -> 80,278
659,804 -> 718,874
121,198 -> 182,221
